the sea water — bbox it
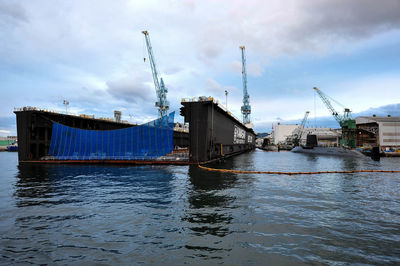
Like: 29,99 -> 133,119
1,151 -> 399,264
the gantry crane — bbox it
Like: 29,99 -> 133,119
313,87 -> 356,148
286,111 -> 310,146
142,30 -> 169,117
240,46 -> 251,124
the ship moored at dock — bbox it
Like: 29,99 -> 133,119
291,134 -> 365,158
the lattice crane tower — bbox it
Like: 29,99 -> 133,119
142,30 -> 169,117
240,46 -> 251,124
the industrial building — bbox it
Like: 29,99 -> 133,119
271,123 -> 340,147
272,123 -> 298,144
356,115 -> 400,149
300,128 -> 341,147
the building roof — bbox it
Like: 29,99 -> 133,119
302,127 -> 341,137
356,116 -> 400,124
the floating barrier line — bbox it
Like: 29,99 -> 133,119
198,165 -> 400,175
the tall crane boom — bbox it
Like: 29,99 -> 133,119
313,87 -> 343,125
142,30 -> 169,117
313,87 -> 353,127
297,111 -> 310,141
286,111 -> 310,146
313,87 -> 356,148
240,46 -> 251,124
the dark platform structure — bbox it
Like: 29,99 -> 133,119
14,108 -> 188,162
14,99 -> 255,164
180,97 -> 256,163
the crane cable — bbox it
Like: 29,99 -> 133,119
198,164 -> 400,175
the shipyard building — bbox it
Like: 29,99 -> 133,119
301,128 -> 341,147
272,123 -> 340,147
272,123 -> 298,144
356,115 -> 400,149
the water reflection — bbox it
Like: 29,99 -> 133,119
339,157 -> 364,170
15,164 -> 175,207
180,165 -> 240,258
232,151 -> 256,171
188,163 -> 238,191
6,164 -> 179,264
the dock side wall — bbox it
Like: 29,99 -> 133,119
15,110 -> 189,162
181,101 -> 255,162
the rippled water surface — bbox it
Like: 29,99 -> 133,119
1,151 -> 400,264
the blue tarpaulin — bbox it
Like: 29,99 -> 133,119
49,112 -> 174,160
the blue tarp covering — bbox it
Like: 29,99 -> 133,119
49,112 -> 175,160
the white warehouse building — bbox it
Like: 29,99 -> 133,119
272,123 -> 341,146
273,123 -> 298,144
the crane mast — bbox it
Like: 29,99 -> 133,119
142,30 -> 169,117
286,111 -> 310,146
297,111 -> 310,142
313,87 -> 356,148
240,46 -> 251,124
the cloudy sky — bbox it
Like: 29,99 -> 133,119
1,0 -> 399,136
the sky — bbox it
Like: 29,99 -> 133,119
0,0 -> 399,136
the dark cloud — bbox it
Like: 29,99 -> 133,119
296,0 -> 400,40
0,2 -> 28,25
198,0 -> 400,57
67,87 -> 110,107
106,75 -> 154,103
272,0 -> 400,54
357,103 -> 400,117
201,44 -> 223,58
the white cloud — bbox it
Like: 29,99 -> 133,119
229,59 -> 265,77
204,79 -> 240,103
247,62 -> 264,77
0,129 -> 11,136
206,78 -> 224,94
229,61 -> 242,75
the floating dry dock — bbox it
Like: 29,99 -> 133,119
180,97 -> 256,163
14,107 -> 187,164
15,98 -> 255,164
